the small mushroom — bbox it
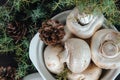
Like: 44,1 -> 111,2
67,8 -> 104,39
91,29 -> 120,69
44,45 -> 64,74
67,63 -> 102,80
65,38 -> 91,73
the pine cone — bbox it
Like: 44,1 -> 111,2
39,20 -> 65,45
7,21 -> 27,43
0,66 -> 16,80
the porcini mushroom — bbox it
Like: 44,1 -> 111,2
67,8 -> 104,39
44,45 -> 64,74
65,38 -> 91,73
67,63 -> 102,80
91,29 -> 120,69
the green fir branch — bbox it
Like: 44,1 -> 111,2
76,0 -> 120,25
31,7 -> 46,22
56,67 -> 69,80
52,0 -> 75,11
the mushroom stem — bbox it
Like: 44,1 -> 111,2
100,41 -> 119,58
77,13 -> 94,25
67,8 -> 104,39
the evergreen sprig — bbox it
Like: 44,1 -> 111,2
52,0 -> 75,11
0,6 -> 13,22
0,23 -> 15,54
12,0 -> 40,11
56,67 -> 69,80
76,0 -> 120,25
31,6 -> 46,22
15,38 -> 36,79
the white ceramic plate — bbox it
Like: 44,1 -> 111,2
29,10 -> 120,80
23,73 -> 43,80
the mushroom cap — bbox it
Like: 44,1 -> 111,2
44,45 -> 64,74
66,8 -> 104,39
65,38 -> 91,73
62,25 -> 73,43
91,29 -> 120,69
67,63 -> 102,80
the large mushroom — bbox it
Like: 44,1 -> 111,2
65,38 -> 91,73
91,29 -> 120,69
67,63 -> 102,80
44,45 -> 65,74
67,8 -> 104,39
